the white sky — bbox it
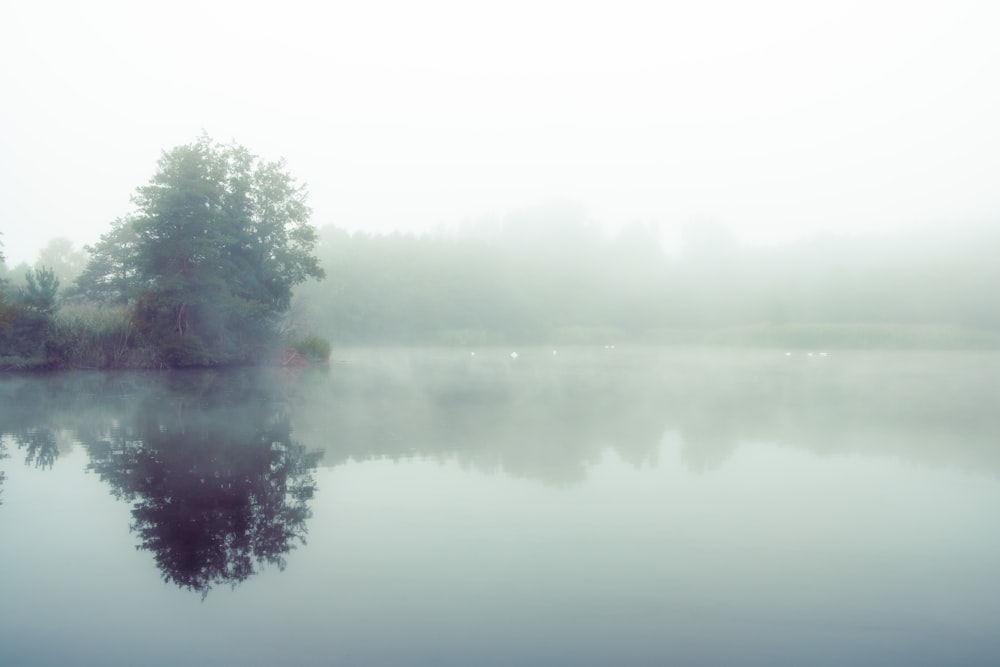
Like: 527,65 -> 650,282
2,0 -> 999,264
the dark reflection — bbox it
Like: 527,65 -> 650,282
0,371 -> 322,595
81,372 -> 322,596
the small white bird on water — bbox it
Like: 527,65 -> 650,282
510,351 -> 518,359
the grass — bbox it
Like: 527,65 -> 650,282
46,305 -> 157,369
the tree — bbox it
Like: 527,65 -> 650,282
35,237 -> 87,289
72,216 -> 142,305
22,266 -> 60,315
101,136 -> 325,366
0,259 -> 60,363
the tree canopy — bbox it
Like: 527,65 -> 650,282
77,136 -> 324,366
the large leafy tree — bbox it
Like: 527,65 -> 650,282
85,136 -> 324,366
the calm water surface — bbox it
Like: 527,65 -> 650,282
2,348 -> 999,666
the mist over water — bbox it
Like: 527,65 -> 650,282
2,349 -> 999,666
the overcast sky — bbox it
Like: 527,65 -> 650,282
2,0 -> 999,265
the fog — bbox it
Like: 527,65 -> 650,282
5,202 -> 998,349
5,4 -> 1000,656
3,1 -> 1000,265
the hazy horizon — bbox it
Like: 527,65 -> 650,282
3,1 -> 999,266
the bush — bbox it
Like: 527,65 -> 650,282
0,299 -> 51,366
156,333 -> 213,368
293,336 -> 331,363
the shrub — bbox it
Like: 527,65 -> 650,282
0,298 -> 51,365
155,333 -> 212,368
293,335 -> 331,363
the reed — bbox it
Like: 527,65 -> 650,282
47,305 -> 156,369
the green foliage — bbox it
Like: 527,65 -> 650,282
75,135 -> 325,367
22,266 -> 60,315
0,263 -> 59,367
0,267 -> 62,368
45,305 -> 152,369
0,297 -> 51,367
153,333 -> 213,368
131,290 -> 212,367
293,335 -> 331,363
71,217 -> 142,305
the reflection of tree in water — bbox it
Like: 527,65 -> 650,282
4,349 -> 1000,524
1,378 -> 65,470
1,422 -> 60,507
287,351 -> 671,484
84,375 -> 322,596
289,349 -> 1000,480
16,427 -> 60,469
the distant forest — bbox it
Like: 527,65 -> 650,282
293,209 -> 1000,348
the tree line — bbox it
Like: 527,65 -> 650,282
4,140 -> 1000,368
294,210 -> 1000,347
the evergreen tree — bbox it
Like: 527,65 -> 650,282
22,266 -> 59,315
72,216 -> 143,305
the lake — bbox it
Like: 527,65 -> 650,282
2,347 -> 1000,666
